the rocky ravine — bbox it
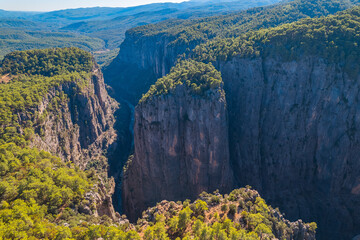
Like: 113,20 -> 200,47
217,56 -> 360,240
123,85 -> 235,221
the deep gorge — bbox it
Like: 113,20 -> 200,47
102,2 -> 360,239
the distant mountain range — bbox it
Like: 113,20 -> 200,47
0,0 -> 281,65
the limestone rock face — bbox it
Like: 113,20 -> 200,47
18,64 -> 118,219
123,86 -> 235,220
217,56 -> 360,240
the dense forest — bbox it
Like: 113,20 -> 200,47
0,27 -> 105,62
140,60 -> 223,103
0,47 -> 93,76
128,0 -> 360,51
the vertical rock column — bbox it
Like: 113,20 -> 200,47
122,61 -> 235,220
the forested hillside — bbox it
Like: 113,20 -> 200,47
127,0 -> 360,52
0,28 -> 105,63
60,0 -> 280,51
193,5 -> 360,66
0,48 -> 118,238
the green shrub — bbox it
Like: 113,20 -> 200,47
229,204 -> 237,215
221,204 -> 228,212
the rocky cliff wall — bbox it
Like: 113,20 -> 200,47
123,85 -> 234,221
27,65 -> 117,168
217,56 -> 360,240
18,64 -> 118,219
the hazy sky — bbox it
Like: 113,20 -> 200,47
0,0 -> 188,12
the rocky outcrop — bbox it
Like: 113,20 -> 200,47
216,56 -> 360,240
123,85 -> 234,221
84,176 -> 117,220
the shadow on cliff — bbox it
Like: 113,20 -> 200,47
104,84 -> 135,213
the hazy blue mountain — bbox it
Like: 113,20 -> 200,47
60,0 -> 281,50
0,9 -> 39,18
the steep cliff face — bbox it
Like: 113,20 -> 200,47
27,65 -> 117,169
123,83 -> 234,220
15,64 -> 119,219
216,56 -> 360,240
116,32 -> 187,77
107,3 -> 360,239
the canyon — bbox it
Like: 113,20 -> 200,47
103,3 -> 360,240
2,0 -> 360,239
116,54 -> 360,240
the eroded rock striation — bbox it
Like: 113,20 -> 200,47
217,55 -> 360,240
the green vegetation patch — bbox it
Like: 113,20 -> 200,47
193,6 -> 360,76
0,47 -> 93,76
0,143 -> 137,239
136,187 -> 317,240
140,60 -> 223,103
